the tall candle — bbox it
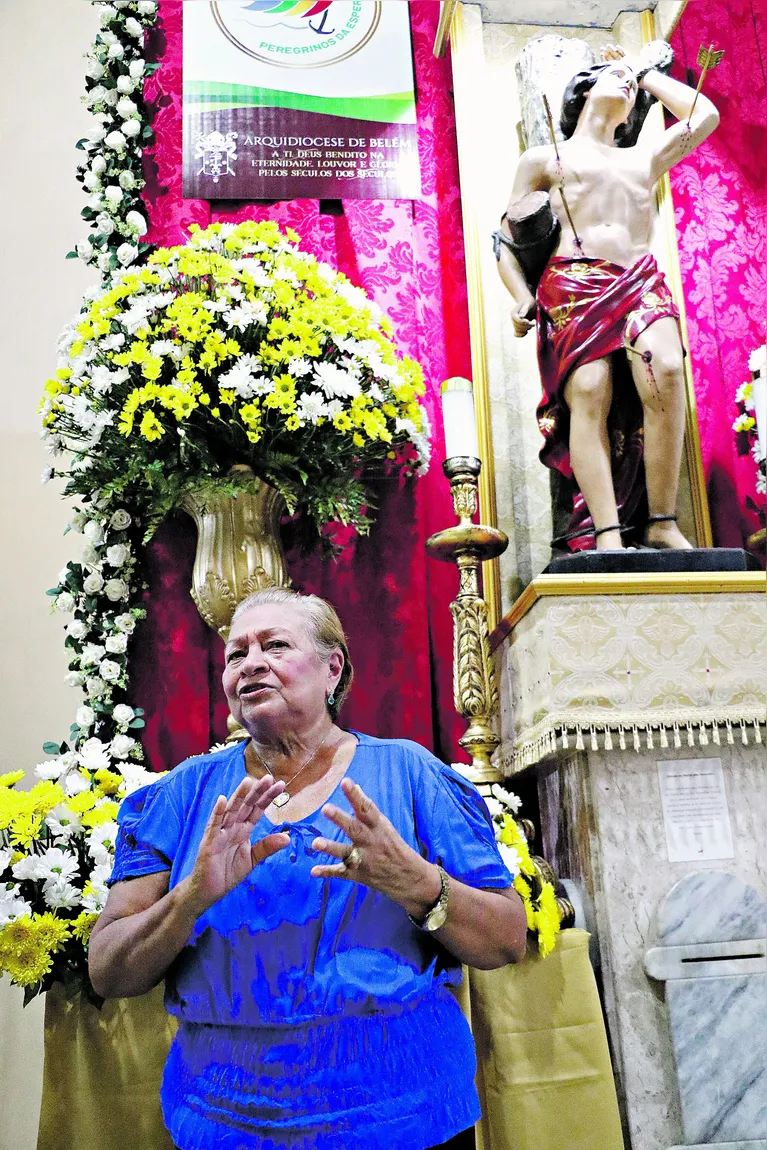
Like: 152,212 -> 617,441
441,377 -> 480,461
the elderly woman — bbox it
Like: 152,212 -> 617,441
89,589 -> 526,1150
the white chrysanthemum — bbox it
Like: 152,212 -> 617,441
497,842 -> 521,878
0,888 -> 33,927
484,795 -> 504,819
45,804 -> 83,841
43,876 -> 82,910
65,771 -> 93,798
79,738 -> 111,773
313,362 -> 361,400
81,862 -> 114,913
36,847 -> 80,884
118,762 -> 156,796
11,855 -> 44,881
0,846 -> 13,875
224,302 -> 269,332
491,783 -> 522,814
87,822 -> 119,865
287,358 -> 312,378
297,392 -> 328,424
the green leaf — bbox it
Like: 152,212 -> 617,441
45,587 -> 61,596
129,718 -> 145,729
65,251 -> 78,260
42,742 -> 62,755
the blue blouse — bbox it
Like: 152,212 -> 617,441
110,733 -> 512,1150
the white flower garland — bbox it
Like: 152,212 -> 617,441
70,0 -> 159,276
0,2 -> 162,996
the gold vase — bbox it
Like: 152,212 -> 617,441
182,466 -> 290,640
182,466 -> 290,741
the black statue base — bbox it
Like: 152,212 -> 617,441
545,547 -> 761,576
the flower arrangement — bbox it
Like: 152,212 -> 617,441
43,219 -> 430,539
484,784 -> 562,957
71,0 -> 159,276
733,344 -> 766,522
6,220 -> 430,1002
0,751 -> 156,1001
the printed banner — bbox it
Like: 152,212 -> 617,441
183,1 -> 420,200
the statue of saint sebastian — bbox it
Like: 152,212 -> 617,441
498,45 -> 719,551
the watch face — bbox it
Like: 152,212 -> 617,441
426,902 -> 449,931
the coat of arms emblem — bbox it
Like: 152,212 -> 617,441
195,130 -> 238,183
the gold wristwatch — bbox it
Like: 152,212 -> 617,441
408,865 -> 450,932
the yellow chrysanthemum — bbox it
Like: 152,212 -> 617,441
81,800 -> 119,830
31,913 -> 71,955
71,912 -> 99,944
94,769 -> 122,796
29,781 -> 66,816
0,770 -> 25,788
139,410 -> 164,442
9,812 -> 43,849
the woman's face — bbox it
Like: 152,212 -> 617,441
222,603 -> 342,736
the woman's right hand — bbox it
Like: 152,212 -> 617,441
512,296 -> 537,337
187,776 -> 290,912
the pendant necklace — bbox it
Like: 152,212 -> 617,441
250,729 -> 335,809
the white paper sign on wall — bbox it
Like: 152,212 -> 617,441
656,758 -> 735,863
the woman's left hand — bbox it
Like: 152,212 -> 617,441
310,778 -> 440,916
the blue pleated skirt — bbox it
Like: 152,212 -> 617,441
162,989 -> 480,1150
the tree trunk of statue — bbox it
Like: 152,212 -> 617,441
515,35 -> 595,149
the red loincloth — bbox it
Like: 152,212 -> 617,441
535,253 -> 680,551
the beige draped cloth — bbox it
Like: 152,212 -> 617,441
465,929 -> 625,1150
38,930 -> 622,1150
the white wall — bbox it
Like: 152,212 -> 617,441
0,3 -> 99,1147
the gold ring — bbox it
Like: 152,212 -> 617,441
345,846 -> 363,868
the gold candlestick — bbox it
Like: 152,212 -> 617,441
426,455 -> 508,783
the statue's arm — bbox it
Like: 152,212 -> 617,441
497,148 -> 550,335
641,68 -> 719,182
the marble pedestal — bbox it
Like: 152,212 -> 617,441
645,872 -> 766,1148
492,573 -> 767,1150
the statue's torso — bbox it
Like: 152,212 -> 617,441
541,138 -> 654,266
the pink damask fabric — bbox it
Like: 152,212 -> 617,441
670,0 -> 766,548
130,2 -> 472,769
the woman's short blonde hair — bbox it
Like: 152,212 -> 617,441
230,588 -> 353,719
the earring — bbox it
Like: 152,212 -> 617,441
327,692 -> 335,707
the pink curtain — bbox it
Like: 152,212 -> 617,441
129,2 -> 472,770
670,0 -> 767,548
